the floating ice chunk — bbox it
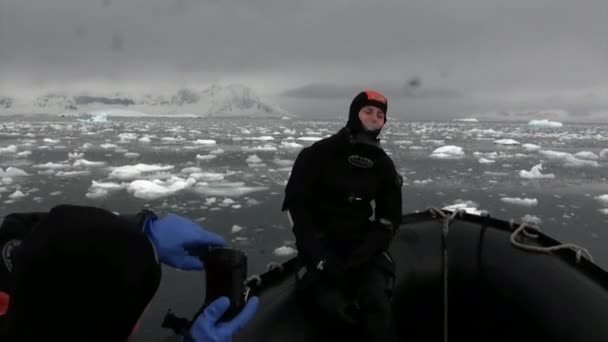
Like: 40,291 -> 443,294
595,194 -> 608,205
16,151 -> 31,157
430,145 -> 464,159
43,138 -> 60,144
210,149 -> 224,155
538,150 -> 599,167
500,197 -> 538,207
280,141 -> 304,149
193,182 -> 267,197
521,214 -> 542,225
100,143 -> 117,149
479,158 -> 495,164
600,149 -> 608,160
8,190 -> 26,199
0,145 -> 18,154
250,136 -> 274,141
109,164 -> 174,180
0,167 -> 28,177
413,179 -> 433,185
127,177 -> 195,200
599,208 -> 608,215
56,170 -> 91,177
454,118 -> 479,122
443,200 -> 485,215
73,159 -> 106,167
196,154 -> 216,161
139,137 -> 151,143
124,152 -> 140,159
33,162 -> 71,169
194,139 -> 216,145
68,152 -> 84,159
528,119 -> 563,128
297,137 -> 323,142
231,225 -> 245,234
189,172 -> 225,181
246,155 -> 263,164
494,139 -> 520,145
522,144 -> 541,152
273,246 -> 297,257
519,163 -> 555,179
574,151 -> 599,160
273,158 -> 294,167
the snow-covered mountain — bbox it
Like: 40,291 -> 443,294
1,84 -> 293,118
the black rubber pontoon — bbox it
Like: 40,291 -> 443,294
231,209 -> 608,342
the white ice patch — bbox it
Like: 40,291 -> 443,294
522,144 -> 541,152
231,225 -> 245,234
43,138 -> 60,144
0,145 -> 18,154
599,208 -> 608,215
430,145 -> 464,159
139,137 -> 152,143
479,158 -> 495,164
33,162 -> 71,170
8,190 -> 26,199
127,177 -> 195,200
500,197 -> 538,207
297,137 -> 323,142
68,152 -> 84,159
273,246 -> 297,257
85,181 -> 128,199
210,149 -> 224,155
519,163 -> 555,179
0,167 -> 29,177
250,136 -> 274,141
73,159 -> 106,167
189,172 -> 225,182
108,164 -> 175,180
521,214 -> 542,225
413,179 -> 433,185
538,150 -> 599,167
280,141 -> 304,149
246,155 -> 263,164
124,152 -> 140,159
494,139 -> 520,145
443,200 -> 485,215
16,151 -> 31,157
600,149 -> 608,160
528,120 -> 563,128
273,158 -> 294,167
193,182 -> 267,197
393,140 -> 413,145
194,139 -> 217,145
196,154 -> 217,161
118,133 -> 138,141
574,151 -> 599,160
595,194 -> 608,205
100,143 -> 118,149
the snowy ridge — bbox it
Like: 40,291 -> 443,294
1,84 -> 293,118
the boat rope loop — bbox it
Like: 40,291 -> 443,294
509,222 -> 594,263
426,207 -> 466,342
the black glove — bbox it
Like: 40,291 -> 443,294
346,222 -> 394,269
314,250 -> 347,280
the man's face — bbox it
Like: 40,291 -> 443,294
358,106 -> 385,132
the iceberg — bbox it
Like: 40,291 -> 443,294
528,120 -> 563,128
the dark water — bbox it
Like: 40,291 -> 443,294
1,116 -> 607,340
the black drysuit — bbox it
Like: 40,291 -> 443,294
282,126 -> 403,341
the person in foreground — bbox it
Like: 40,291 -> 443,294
0,204 -> 258,342
282,90 -> 403,341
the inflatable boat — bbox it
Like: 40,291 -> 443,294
164,208 -> 608,342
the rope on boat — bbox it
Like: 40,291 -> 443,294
427,207 -> 466,342
509,222 -> 594,263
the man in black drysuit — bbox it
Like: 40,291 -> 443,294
282,90 -> 403,341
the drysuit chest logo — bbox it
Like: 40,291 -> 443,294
348,155 -> 374,168
2,239 -> 21,272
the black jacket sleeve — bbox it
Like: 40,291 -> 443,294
282,146 -> 328,264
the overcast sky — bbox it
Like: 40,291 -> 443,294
1,0 -> 607,120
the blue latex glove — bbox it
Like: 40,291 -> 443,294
144,214 -> 227,270
184,296 -> 260,342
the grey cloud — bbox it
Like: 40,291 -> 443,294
1,0 -> 608,122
